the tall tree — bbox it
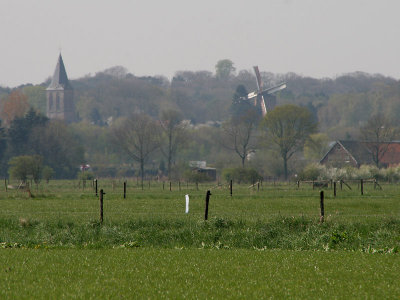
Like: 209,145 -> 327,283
7,108 -> 48,156
262,104 -> 317,180
29,120 -> 84,178
112,114 -> 159,187
215,59 -> 235,80
221,109 -> 259,167
159,109 -> 187,179
1,90 -> 30,126
360,113 -> 398,167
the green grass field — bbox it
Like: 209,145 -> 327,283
0,249 -> 399,299
0,179 -> 399,298
1,179 -> 399,222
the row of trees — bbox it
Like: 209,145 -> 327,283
2,90 -> 396,183
112,110 -> 188,186
111,104 -> 317,183
7,59 -> 398,137
1,59 -> 400,181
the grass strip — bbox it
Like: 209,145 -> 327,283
0,216 -> 399,252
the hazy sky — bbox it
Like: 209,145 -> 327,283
1,0 -> 399,87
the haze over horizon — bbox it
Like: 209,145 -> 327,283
1,0 -> 400,88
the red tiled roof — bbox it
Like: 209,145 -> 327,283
380,143 -> 400,165
320,141 -> 400,167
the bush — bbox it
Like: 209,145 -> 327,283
298,163 -> 326,180
8,155 -> 43,184
184,170 -> 214,183
380,166 -> 400,182
222,167 -> 262,184
77,171 -> 94,181
295,163 -> 400,182
42,166 -> 54,183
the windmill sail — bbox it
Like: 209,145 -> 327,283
239,66 -> 286,117
253,66 -> 263,91
254,66 -> 267,116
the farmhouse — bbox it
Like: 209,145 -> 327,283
320,140 -> 400,168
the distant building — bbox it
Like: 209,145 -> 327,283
46,54 -> 76,122
320,140 -> 400,168
189,161 -> 207,168
189,161 -> 217,181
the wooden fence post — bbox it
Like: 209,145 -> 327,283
320,190 -> 324,223
179,181 -> 181,191
99,189 -> 105,224
361,179 -> 364,195
26,182 -> 32,198
230,180 -> 233,197
204,190 -> 212,220
95,179 -> 98,197
123,181 -> 127,199
170,181 -> 172,191
333,181 -> 336,198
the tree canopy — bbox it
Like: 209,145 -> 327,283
262,104 -> 317,179
215,59 -> 236,80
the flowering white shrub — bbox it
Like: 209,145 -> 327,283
299,163 -> 400,182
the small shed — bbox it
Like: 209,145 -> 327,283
189,161 -> 217,181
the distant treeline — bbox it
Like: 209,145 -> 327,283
1,63 -> 399,179
2,66 -> 399,137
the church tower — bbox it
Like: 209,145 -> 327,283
46,54 -> 76,122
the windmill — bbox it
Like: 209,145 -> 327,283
240,66 -> 286,117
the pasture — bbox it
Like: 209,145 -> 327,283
0,179 -> 399,298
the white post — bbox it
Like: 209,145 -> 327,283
185,194 -> 189,213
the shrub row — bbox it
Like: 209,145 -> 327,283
298,163 -> 400,182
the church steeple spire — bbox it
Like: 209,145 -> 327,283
47,53 -> 72,90
46,54 -> 76,122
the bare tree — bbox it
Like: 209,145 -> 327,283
221,110 -> 259,167
113,114 -> 159,188
361,113 -> 398,167
159,109 -> 187,179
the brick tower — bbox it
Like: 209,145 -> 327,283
46,54 -> 76,122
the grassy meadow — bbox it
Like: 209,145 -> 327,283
0,179 -> 399,298
0,249 -> 399,299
